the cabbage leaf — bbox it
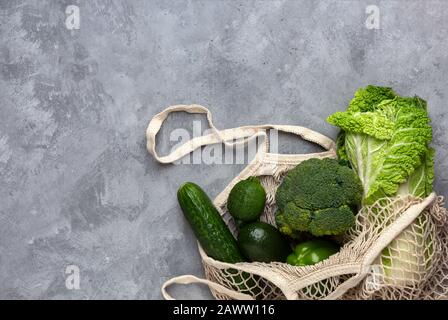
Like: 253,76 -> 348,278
327,89 -> 433,204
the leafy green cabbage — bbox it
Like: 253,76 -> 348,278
327,86 -> 433,204
397,148 -> 435,198
327,85 -> 435,286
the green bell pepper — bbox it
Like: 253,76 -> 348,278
286,239 -> 339,266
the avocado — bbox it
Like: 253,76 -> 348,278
237,222 -> 291,263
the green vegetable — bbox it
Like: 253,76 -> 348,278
237,222 -> 291,263
327,85 -> 435,285
397,147 -> 435,198
227,177 -> 266,223
177,182 -> 245,263
347,85 -> 396,112
327,85 -> 433,204
287,239 -> 339,266
275,158 -> 362,237
382,147 -> 435,283
335,131 -> 349,165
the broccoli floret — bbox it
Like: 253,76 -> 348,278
275,158 -> 362,238
309,206 -> 355,236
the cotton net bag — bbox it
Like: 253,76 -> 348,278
146,104 -> 448,300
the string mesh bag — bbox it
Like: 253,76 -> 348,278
147,105 -> 448,300
342,195 -> 448,300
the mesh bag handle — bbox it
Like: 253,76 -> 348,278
146,104 -> 336,164
161,275 -> 254,300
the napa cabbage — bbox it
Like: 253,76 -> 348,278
327,86 -> 433,204
327,85 -> 435,285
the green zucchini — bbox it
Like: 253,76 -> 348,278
177,182 -> 245,263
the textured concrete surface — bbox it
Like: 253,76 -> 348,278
1,0 -> 447,299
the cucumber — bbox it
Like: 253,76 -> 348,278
177,182 -> 245,263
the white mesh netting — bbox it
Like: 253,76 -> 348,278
200,170 -> 448,300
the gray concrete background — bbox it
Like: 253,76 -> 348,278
0,0 -> 447,299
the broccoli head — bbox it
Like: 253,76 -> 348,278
275,158 -> 362,237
